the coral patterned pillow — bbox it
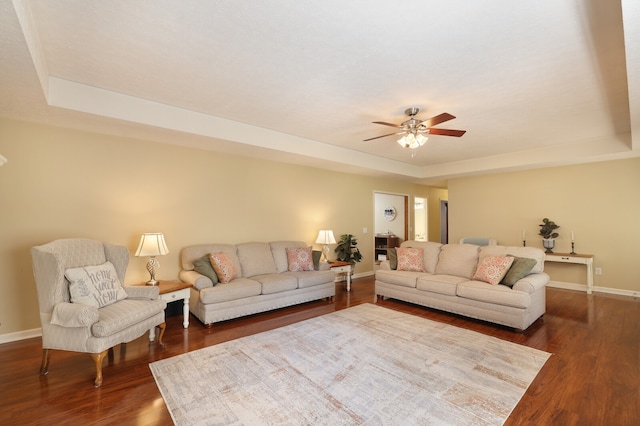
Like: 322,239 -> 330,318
396,247 -> 425,272
209,252 -> 238,283
286,246 -> 315,272
473,255 -> 515,285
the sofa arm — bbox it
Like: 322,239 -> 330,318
179,270 -> 213,290
379,260 -> 391,270
50,302 -> 99,328
513,272 -> 550,294
123,285 -> 160,300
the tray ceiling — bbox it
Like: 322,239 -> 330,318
1,0 -> 639,186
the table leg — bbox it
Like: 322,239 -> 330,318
183,296 -> 190,328
149,327 -> 155,342
347,267 -> 351,291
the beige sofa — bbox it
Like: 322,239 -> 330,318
375,241 -> 549,330
179,241 -> 335,326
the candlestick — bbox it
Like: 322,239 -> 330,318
571,231 -> 575,242
570,241 -> 576,255
523,239 -> 526,247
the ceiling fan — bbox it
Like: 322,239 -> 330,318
364,107 -> 466,148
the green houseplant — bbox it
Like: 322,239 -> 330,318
334,234 -> 363,267
539,218 -> 560,253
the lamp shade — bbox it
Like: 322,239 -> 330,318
135,233 -> 169,257
315,230 -> 336,245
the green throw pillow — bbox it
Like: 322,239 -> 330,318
193,254 -> 219,285
502,256 -> 537,287
388,247 -> 398,270
312,250 -> 322,270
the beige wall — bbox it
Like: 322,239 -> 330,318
448,158 -> 640,292
0,118 -> 437,335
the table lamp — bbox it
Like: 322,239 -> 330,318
135,233 -> 169,285
315,229 -> 336,263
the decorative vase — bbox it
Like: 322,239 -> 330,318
542,238 -> 555,254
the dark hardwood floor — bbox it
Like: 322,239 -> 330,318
1,276 -> 638,425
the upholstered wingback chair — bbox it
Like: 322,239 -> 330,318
31,238 -> 167,387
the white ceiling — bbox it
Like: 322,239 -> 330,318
2,0 -> 639,186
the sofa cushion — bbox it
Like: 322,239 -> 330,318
65,261 -> 128,308
479,246 -> 545,274
434,244 -> 480,279
416,274 -> 467,296
192,254 -> 219,285
252,274 -> 298,294
283,270 -> 334,288
397,247 -> 426,272
209,252 -> 239,283
180,244 -> 241,273
375,269 -> 419,288
270,241 -> 307,273
400,241 -> 442,273
199,278 -> 262,304
237,242 -> 277,277
286,247 -> 314,272
457,280 -> 531,309
472,255 -> 514,285
502,256 -> 537,287
92,298 -> 166,337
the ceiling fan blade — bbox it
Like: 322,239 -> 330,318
372,121 -> 403,128
363,132 -> 404,141
422,128 -> 466,137
419,112 -> 455,129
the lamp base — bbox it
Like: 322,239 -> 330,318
146,257 -> 160,286
322,245 -> 331,263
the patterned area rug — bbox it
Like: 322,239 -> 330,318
150,304 -> 550,425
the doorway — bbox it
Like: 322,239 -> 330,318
440,200 -> 448,244
373,192 -> 408,240
414,197 -> 427,241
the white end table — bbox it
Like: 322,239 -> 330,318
137,281 -> 192,341
329,261 -> 352,291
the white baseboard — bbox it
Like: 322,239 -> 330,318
547,280 -> 640,298
334,270 -> 374,282
0,328 -> 42,345
354,271 -> 375,279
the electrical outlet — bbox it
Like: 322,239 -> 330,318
595,267 -> 602,275
363,227 -> 368,234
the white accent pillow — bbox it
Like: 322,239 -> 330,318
65,261 -> 128,308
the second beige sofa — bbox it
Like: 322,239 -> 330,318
375,241 -> 549,330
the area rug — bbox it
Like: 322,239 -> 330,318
150,303 -> 550,425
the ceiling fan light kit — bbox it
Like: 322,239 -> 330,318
397,133 -> 428,149
365,107 -> 466,152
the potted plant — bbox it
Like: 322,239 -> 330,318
334,234 -> 363,270
539,218 -> 560,253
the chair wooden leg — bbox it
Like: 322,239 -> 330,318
39,349 -> 51,375
156,322 -> 166,346
91,349 -> 109,388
